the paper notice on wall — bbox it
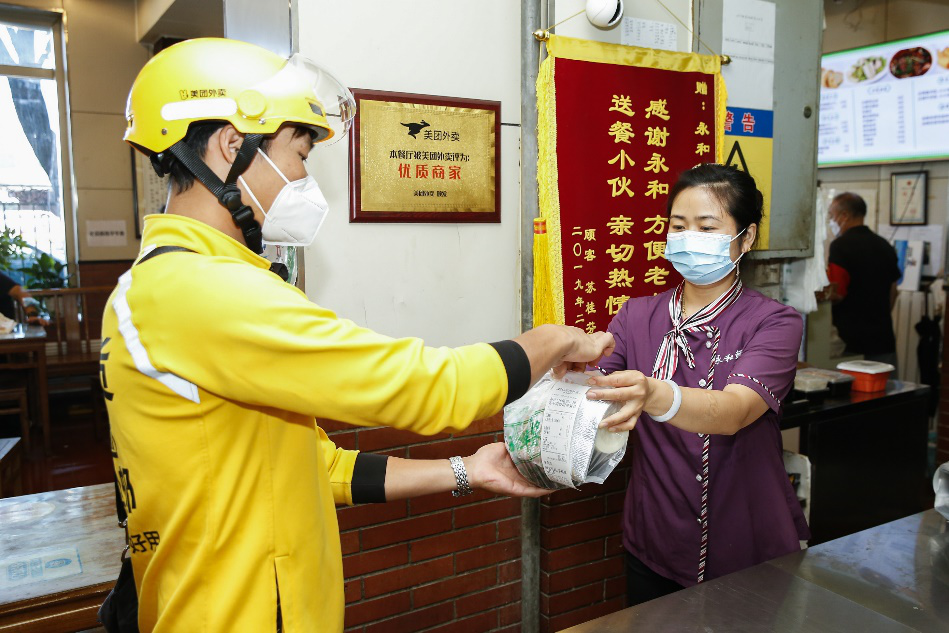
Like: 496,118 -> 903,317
895,240 -> 924,291
621,17 -> 678,52
135,151 -> 169,218
541,382 -> 586,488
880,224 -> 945,277
86,220 -> 128,247
721,0 -> 776,110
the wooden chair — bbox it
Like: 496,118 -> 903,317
0,329 -> 49,454
0,387 -> 29,454
30,286 -> 114,440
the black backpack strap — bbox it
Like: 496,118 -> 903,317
114,479 -> 127,524
136,245 -> 195,266
100,477 -> 137,632
137,243 -> 289,282
98,553 -> 139,632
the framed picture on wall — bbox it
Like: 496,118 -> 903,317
890,171 -> 927,226
131,148 -> 169,238
348,89 -> 500,223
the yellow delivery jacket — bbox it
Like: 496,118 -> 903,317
101,214 -> 512,632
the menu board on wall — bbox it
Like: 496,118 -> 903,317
818,30 -> 949,167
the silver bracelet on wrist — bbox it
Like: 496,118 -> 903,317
449,456 -> 473,497
651,379 -> 682,423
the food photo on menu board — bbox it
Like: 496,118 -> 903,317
818,29 -> 949,166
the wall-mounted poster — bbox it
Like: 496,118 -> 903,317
131,148 -> 168,238
721,0 -> 776,250
348,89 -> 500,223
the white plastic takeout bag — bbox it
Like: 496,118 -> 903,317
503,371 -> 628,490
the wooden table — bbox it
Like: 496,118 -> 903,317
0,484 -> 122,632
0,326 -> 50,454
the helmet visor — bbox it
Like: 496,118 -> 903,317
283,54 -> 356,145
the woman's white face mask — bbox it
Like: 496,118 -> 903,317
239,149 -> 329,247
664,228 -> 746,286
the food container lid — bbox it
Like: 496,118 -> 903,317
796,367 -> 854,383
836,360 -> 895,374
794,374 -> 829,391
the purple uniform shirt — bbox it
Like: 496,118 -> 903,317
600,285 -> 810,587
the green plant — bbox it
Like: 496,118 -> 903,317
0,228 -> 70,288
18,251 -> 70,289
0,228 -> 29,272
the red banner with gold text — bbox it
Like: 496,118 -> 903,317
535,36 -> 726,332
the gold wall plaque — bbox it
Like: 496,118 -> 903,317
349,89 -> 500,223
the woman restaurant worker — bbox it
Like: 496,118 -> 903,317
589,164 -> 809,605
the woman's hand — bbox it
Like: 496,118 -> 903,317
585,370 -> 656,433
464,443 -> 549,498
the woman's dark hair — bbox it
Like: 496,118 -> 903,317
665,164 -> 764,244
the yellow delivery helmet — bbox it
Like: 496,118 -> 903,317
124,38 -> 356,155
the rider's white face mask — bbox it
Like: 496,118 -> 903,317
239,149 -> 329,247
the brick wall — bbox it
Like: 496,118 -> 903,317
326,413 -> 525,633
326,413 -> 633,632
538,457 -> 629,632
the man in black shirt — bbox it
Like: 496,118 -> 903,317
826,192 -> 902,366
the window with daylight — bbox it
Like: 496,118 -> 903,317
0,13 -> 69,288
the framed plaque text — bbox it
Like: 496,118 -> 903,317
349,89 -> 500,223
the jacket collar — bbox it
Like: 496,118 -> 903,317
138,214 -> 271,271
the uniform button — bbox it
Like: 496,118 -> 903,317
698,378 -> 707,387
695,474 -> 702,482
697,433 -> 703,437
706,332 -> 713,339
696,517 -> 702,524
705,341 -> 712,349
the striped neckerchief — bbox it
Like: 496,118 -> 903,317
651,276 -> 743,382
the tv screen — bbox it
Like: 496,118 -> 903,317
817,30 -> 949,167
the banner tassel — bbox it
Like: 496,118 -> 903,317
533,218 -> 556,327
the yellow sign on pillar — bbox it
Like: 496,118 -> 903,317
723,107 -> 773,250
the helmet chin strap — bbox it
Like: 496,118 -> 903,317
160,134 -> 266,254
267,260 -> 290,282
